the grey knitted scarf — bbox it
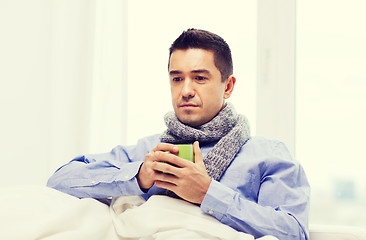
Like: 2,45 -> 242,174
160,103 -> 251,181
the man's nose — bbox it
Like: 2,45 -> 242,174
181,79 -> 195,99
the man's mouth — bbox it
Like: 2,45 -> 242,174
179,103 -> 198,108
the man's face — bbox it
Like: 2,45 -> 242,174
169,48 -> 233,127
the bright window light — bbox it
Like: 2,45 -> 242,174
296,0 -> 366,228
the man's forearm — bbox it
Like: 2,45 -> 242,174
47,158 -> 145,199
200,180 -> 309,240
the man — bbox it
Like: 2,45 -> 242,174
48,29 -> 310,239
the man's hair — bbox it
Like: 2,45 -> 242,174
169,28 -> 233,82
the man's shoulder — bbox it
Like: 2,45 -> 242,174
240,136 -> 294,162
245,136 -> 286,148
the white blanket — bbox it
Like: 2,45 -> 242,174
0,186 -> 279,240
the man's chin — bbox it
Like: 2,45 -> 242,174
177,115 -> 201,127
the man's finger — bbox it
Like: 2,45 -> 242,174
193,141 -> 204,166
152,143 -> 179,153
155,151 -> 187,168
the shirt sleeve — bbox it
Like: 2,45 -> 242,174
47,135 -> 160,199
200,139 -> 310,240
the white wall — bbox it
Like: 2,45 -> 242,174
0,0 -> 126,187
1,0 -> 54,186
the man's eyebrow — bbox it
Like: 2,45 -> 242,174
169,70 -> 182,75
169,69 -> 211,75
191,69 -> 211,75
191,69 -> 210,73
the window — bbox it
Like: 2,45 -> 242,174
296,0 -> 366,227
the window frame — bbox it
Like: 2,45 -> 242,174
256,0 -> 296,156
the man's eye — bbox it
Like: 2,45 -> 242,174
196,76 -> 207,81
172,77 -> 182,82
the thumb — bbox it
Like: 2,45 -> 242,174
193,141 -> 204,167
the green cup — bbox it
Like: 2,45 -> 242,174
176,144 -> 194,162
163,144 -> 194,173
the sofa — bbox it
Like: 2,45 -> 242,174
310,224 -> 366,240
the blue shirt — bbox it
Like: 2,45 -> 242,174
47,135 -> 310,240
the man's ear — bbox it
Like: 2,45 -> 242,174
224,75 -> 236,99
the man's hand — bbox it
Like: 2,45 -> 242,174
150,141 -> 211,204
137,143 -> 179,191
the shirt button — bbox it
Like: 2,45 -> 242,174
91,180 -> 98,185
124,175 -> 129,180
208,210 -> 214,215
